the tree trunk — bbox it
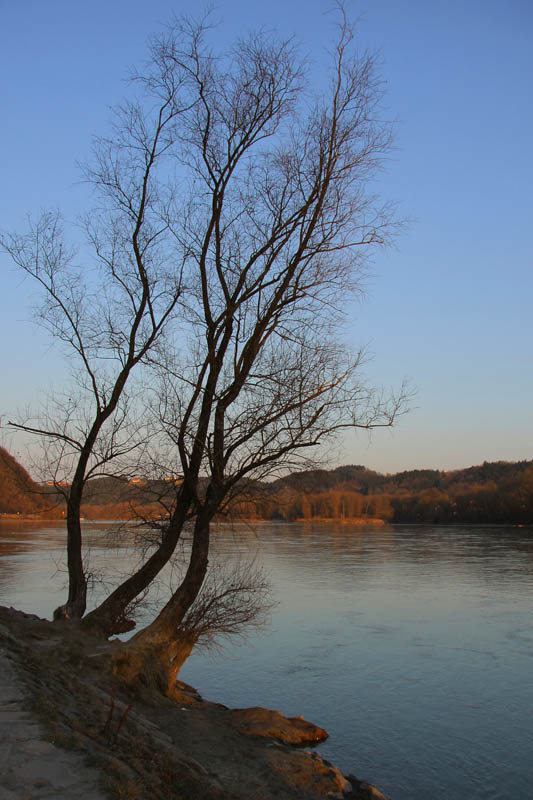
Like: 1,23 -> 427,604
54,359 -> 156,622
111,635 -> 196,695
82,488 -> 192,637
132,510 -> 210,645
110,509 -> 212,692
53,483 -> 87,620
65,498 -> 87,616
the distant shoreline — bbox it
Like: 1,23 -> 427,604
296,516 -> 386,524
0,512 -> 388,525
3,449 -> 533,526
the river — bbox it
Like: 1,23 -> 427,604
1,519 -> 532,799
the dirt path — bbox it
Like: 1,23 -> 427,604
0,642 -> 106,800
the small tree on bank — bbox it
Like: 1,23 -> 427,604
2,7 -> 408,691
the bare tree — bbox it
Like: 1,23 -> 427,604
83,10 -> 408,688
3,7 -> 409,689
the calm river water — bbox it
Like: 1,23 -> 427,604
1,519 -> 532,800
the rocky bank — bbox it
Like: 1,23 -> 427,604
0,606 -> 388,800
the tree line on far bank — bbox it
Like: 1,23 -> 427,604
3,447 -> 532,526
227,460 -> 533,524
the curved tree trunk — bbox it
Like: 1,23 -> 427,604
64,494 -> 87,618
111,635 -> 197,696
111,508 -> 212,692
53,371 -> 144,621
54,471 -> 89,621
82,487 -> 192,637
132,509 -> 211,646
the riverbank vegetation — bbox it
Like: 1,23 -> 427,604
237,460 -> 533,524
2,446 -> 532,526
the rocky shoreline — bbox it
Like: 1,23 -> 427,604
0,606 -> 388,800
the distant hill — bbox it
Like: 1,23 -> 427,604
2,447 -> 532,524
265,459 -> 533,524
0,447 -> 182,520
0,447 -> 48,514
271,460 -> 533,496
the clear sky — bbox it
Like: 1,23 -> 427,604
1,0 -> 532,475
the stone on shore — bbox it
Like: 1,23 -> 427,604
265,747 -> 352,797
229,706 -> 328,745
344,774 -> 390,799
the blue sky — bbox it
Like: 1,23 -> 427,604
1,0 -> 532,474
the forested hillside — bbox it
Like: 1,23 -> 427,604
2,447 -> 532,524
0,447 -> 48,514
231,460 -> 533,524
